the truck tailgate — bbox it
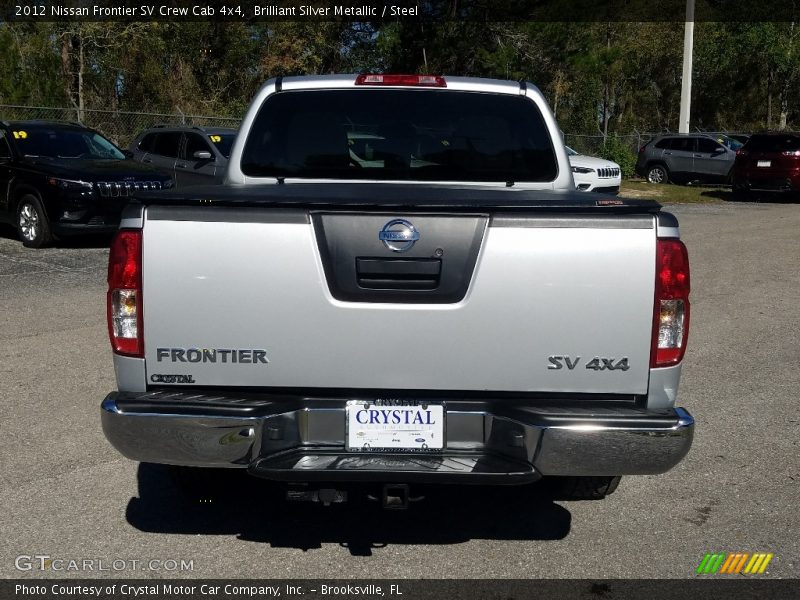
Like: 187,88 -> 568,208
141,204 -> 656,395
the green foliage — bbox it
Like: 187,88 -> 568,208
599,136 -> 637,178
2,20 -> 800,136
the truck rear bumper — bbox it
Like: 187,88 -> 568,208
101,391 -> 694,484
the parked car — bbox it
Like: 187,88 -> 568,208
565,146 -> 621,194
0,120 -> 173,247
732,132 -> 800,199
129,125 -> 236,188
636,133 -> 742,184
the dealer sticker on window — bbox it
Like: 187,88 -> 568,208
346,400 -> 444,452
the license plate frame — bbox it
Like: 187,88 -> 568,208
757,160 -> 771,167
345,400 -> 445,452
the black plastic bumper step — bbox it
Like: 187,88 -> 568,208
248,451 -> 539,484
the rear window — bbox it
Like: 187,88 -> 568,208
240,89 -> 558,182
745,134 -> 800,153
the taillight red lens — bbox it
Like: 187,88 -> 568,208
651,238 -> 690,368
107,230 -> 143,357
355,74 -> 446,87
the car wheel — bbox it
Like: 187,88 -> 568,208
17,195 -> 52,248
646,164 -> 669,184
551,476 -> 622,500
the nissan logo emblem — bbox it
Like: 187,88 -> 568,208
378,219 -> 420,252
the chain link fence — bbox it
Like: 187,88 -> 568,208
563,133 -> 657,156
0,105 -> 242,148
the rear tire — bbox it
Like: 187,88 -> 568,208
646,164 -> 669,184
17,194 -> 52,248
553,476 -> 621,500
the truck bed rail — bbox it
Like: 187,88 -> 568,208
131,183 -> 661,214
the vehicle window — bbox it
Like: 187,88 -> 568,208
151,132 -> 181,158
565,146 -> 578,156
208,133 -> 235,158
12,127 -> 125,159
745,135 -> 800,153
716,135 -> 743,151
697,138 -> 723,153
0,134 -> 11,159
654,138 -> 673,150
241,89 -> 558,182
670,137 -> 695,152
138,133 -> 157,152
184,133 -> 213,159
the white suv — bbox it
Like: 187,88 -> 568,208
567,146 -> 622,194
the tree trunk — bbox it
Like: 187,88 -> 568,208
766,66 -> 773,129
779,22 -> 796,131
59,28 -> 84,122
779,92 -> 788,130
602,26 -> 611,139
77,31 -> 84,123
60,33 -> 74,110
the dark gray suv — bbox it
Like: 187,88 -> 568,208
636,133 -> 743,184
129,125 -> 237,188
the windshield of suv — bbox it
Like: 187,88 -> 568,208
744,134 -> 800,153
241,89 -> 558,182
208,133 -> 235,158
13,127 -> 125,159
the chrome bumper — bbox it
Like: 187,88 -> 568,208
101,392 -> 694,482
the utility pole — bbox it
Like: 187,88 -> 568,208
678,0 -> 695,134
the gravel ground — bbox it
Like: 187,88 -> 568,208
0,201 -> 798,580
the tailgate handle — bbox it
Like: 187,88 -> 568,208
356,258 -> 441,290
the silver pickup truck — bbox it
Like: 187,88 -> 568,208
101,75 -> 693,506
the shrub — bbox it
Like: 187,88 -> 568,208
599,136 -> 637,178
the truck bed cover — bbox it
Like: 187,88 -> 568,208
132,183 -> 661,214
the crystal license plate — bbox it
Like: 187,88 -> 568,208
346,400 -> 444,452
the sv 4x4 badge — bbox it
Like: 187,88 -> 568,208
548,356 -> 630,371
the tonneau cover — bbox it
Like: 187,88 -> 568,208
132,183 -> 660,213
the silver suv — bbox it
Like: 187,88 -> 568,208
129,125 -> 236,188
636,133 -> 742,184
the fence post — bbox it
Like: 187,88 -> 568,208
176,107 -> 185,124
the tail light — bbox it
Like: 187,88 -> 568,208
638,146 -> 646,154
355,74 -> 446,87
736,149 -> 747,157
782,150 -> 800,156
107,230 -> 143,357
651,238 -> 690,368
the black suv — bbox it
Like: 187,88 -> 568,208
0,121 -> 173,247
129,125 -> 236,188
